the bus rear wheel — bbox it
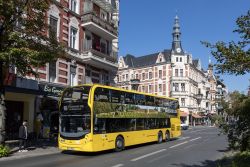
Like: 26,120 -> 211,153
157,132 -> 163,144
115,136 -> 124,152
165,131 -> 170,142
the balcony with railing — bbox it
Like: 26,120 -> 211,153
170,76 -> 189,81
81,12 -> 118,40
80,39 -> 118,71
170,90 -> 189,96
91,0 -> 118,13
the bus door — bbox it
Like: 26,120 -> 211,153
93,118 -> 110,150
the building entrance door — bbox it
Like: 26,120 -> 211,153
5,101 -> 24,140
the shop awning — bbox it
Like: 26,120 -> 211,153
192,113 -> 202,119
180,112 -> 188,117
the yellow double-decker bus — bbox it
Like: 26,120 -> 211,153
58,84 -> 181,152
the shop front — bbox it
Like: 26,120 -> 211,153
4,75 -> 40,140
36,82 -> 65,139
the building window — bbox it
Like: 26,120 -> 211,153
149,72 -> 152,79
142,86 -> 145,92
86,69 -> 91,76
136,74 -> 138,79
149,85 -> 152,93
49,16 -> 58,39
142,73 -> 145,80
70,27 -> 77,49
159,70 -> 162,79
159,84 -> 162,92
100,41 -> 107,54
49,61 -> 57,82
180,57 -> 182,62
122,75 -> 125,81
180,69 -> 183,77
70,0 -> 77,13
70,64 -> 77,86
176,57 -> 178,62
175,69 -> 178,77
126,74 -> 128,81
206,91 -> 209,99
173,83 -> 179,92
100,10 -> 107,21
181,98 -> 185,107
198,88 -> 201,94
181,83 -> 185,92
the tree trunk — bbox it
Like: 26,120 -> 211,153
0,95 -> 6,144
0,60 -> 6,144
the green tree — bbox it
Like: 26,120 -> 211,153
202,10 -> 250,75
219,91 -> 250,151
0,0 -> 64,143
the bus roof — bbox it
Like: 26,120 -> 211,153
69,84 -> 178,101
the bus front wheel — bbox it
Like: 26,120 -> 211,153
157,132 -> 163,143
115,136 -> 124,152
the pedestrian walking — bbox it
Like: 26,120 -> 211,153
35,112 -> 43,139
18,120 -> 28,152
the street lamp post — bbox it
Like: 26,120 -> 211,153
195,93 -> 203,126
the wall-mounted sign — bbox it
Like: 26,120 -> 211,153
39,83 -> 65,97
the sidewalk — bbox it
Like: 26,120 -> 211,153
0,139 -> 61,161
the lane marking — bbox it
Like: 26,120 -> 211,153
179,136 -> 190,140
130,149 -> 166,162
169,141 -> 188,148
190,129 -> 206,133
189,137 -> 201,142
111,164 -> 124,167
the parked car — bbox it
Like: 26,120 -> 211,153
181,123 -> 189,130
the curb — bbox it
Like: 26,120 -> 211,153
0,148 -> 60,161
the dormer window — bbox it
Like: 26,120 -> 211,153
159,58 -> 162,62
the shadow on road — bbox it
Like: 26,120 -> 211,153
171,147 -> 232,167
171,157 -> 232,167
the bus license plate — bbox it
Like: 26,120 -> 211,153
67,147 -> 75,150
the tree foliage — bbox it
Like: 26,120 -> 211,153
0,0 -> 64,76
220,91 -> 250,152
202,10 -> 250,75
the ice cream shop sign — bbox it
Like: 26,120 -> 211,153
39,82 -> 65,97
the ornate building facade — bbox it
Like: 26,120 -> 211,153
3,0 -> 119,140
116,16 -> 224,126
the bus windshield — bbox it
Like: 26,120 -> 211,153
59,86 -> 91,138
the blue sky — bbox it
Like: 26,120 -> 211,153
118,0 -> 250,93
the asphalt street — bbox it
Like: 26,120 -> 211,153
0,126 -> 228,167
